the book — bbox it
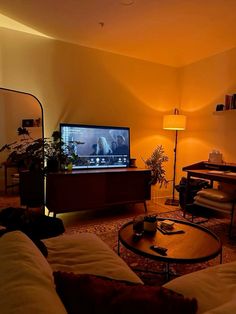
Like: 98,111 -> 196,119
157,222 -> 185,235
225,94 -> 232,110
160,219 -> 175,230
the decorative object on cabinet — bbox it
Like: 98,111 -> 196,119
208,150 -> 223,164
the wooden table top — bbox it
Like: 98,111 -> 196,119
185,168 -> 236,184
118,218 -> 222,264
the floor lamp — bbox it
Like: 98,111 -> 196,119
163,108 -> 186,206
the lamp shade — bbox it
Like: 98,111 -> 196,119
163,114 -> 186,130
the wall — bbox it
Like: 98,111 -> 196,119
1,27 -> 236,201
0,27 -> 179,198
179,47 -> 236,173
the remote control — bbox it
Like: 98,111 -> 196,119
150,245 -> 167,255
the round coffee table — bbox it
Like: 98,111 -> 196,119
118,217 -> 222,281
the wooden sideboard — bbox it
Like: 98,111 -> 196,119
46,168 -> 151,216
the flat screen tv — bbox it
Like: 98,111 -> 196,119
60,123 -> 130,169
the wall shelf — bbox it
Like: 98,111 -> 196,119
213,109 -> 236,115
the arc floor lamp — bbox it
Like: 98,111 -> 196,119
163,108 -> 186,206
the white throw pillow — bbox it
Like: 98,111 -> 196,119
197,188 -> 235,202
0,231 -> 67,314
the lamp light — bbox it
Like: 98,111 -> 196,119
163,108 -> 186,206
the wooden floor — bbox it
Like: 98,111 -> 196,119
55,199 -> 180,229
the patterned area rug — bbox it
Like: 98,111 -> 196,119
65,209 -> 236,285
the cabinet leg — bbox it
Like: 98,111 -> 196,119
144,201 -> 147,213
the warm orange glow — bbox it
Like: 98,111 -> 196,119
163,114 -> 186,130
0,13 -> 50,38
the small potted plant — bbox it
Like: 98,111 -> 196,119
144,214 -> 157,233
1,127 -> 86,174
0,127 -> 44,171
143,145 -> 168,187
44,131 -> 63,172
0,129 -> 65,173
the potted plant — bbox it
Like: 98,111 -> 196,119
0,127 -> 44,171
44,131 -> 63,172
0,128 -> 85,173
143,145 -> 168,187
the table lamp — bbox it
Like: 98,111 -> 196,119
163,108 -> 186,206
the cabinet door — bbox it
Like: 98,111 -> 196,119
46,173 -> 106,213
106,170 -> 151,204
46,169 -> 151,214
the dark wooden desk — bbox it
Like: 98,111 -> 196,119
183,161 -> 236,197
182,161 -> 236,199
46,168 -> 151,216
186,168 -> 236,187
182,161 -> 236,236
184,167 -> 236,186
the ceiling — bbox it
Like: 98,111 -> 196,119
0,0 -> 236,67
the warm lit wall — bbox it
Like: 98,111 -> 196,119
0,27 -> 179,197
1,26 -> 236,200
179,47 -> 236,174
0,91 -> 42,162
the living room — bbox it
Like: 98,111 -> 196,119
0,1 -> 236,198
0,1 -> 236,314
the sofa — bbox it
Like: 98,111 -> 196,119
0,230 -> 235,314
0,230 -> 143,314
164,261 -> 236,314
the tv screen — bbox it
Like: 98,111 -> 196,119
60,123 -> 130,169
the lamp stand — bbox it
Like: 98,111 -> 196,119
165,130 -> 179,206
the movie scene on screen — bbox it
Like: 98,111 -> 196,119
60,123 -> 130,169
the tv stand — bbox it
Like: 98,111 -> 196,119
46,168 -> 151,216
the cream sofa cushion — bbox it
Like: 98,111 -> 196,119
0,231 -> 67,314
194,195 -> 233,211
197,189 -> 235,203
164,260 -> 236,314
43,232 -> 143,284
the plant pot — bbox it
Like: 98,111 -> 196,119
47,159 -> 59,172
144,220 -> 157,233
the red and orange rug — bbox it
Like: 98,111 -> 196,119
65,209 -> 236,285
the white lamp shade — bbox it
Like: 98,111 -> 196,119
163,114 -> 186,130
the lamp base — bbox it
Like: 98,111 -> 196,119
165,198 -> 179,206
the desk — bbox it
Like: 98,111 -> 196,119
183,161 -> 236,236
184,170 -> 236,186
183,161 -> 236,198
